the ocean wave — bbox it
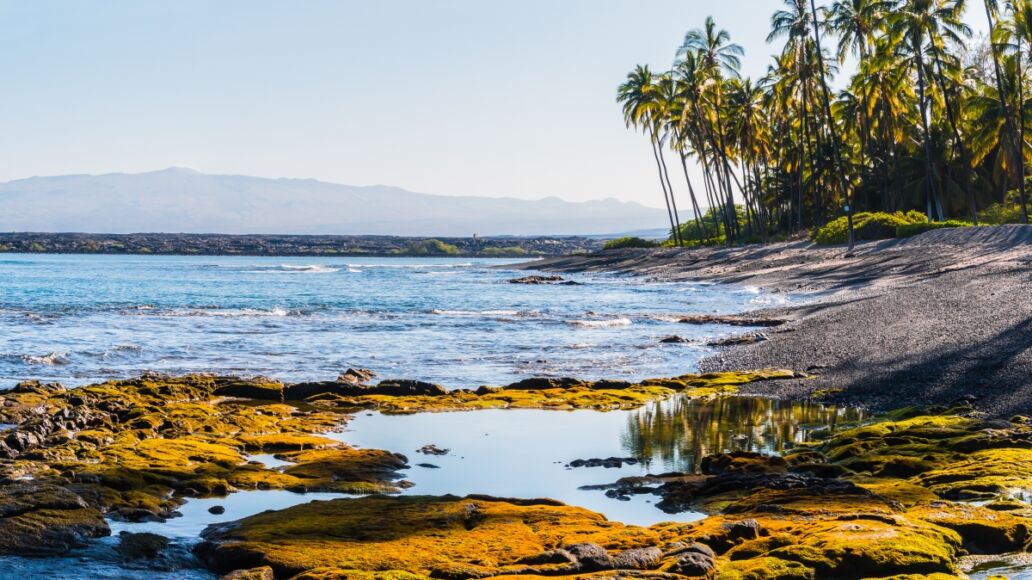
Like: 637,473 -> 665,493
21,352 -> 70,366
567,318 -> 632,328
430,309 -> 540,318
266,265 -> 340,274
131,307 -> 302,318
351,262 -> 473,269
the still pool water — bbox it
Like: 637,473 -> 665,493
336,394 -> 865,526
0,254 -> 790,389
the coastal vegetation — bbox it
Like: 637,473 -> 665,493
602,236 -> 661,250
399,238 -> 461,256
619,0 -> 1032,248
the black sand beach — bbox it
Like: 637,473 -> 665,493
527,225 -> 1032,418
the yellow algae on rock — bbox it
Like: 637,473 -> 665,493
195,495 -> 662,578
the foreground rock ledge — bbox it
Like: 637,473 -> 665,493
1,372 -> 1028,578
195,408 -> 1032,580
0,370 -> 794,555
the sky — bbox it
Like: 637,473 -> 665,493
0,1 -> 989,209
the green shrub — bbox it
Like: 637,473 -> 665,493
603,236 -> 660,250
812,211 -> 926,245
480,246 -> 529,256
895,220 -> 971,238
980,202 -> 1025,225
403,239 -> 461,255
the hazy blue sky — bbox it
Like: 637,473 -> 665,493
0,1 -> 987,208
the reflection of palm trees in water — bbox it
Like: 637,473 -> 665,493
621,396 -> 865,473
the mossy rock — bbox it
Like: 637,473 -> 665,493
195,495 -> 662,578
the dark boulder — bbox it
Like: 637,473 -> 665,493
0,483 -> 110,556
508,275 -> 566,284
563,542 -> 611,571
117,531 -> 170,561
417,444 -> 450,456
505,377 -> 581,391
668,551 -> 717,576
337,368 -> 376,385
610,546 -> 663,569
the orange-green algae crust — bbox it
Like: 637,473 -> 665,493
326,370 -> 803,413
195,495 -> 663,578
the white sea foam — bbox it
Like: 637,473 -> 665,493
139,307 -> 300,318
274,265 -> 340,274
22,352 -> 70,366
567,318 -> 632,328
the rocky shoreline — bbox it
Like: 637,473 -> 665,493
0,232 -> 602,257
524,225 -> 1032,419
0,371 -> 1027,578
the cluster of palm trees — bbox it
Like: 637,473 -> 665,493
619,0 -> 1032,247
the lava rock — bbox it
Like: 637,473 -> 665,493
117,531 -> 170,561
610,546 -> 663,569
417,444 -> 450,456
563,542 -> 611,571
337,368 -> 376,385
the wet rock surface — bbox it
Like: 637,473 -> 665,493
417,443 -> 450,456
508,275 -> 581,285
0,482 -> 110,556
567,457 -> 640,469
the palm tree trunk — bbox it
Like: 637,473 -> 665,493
930,43 -> 979,224
985,0 -> 1017,206
678,150 -> 709,241
657,141 -> 685,246
1018,36 -> 1030,223
648,127 -> 680,243
914,37 -> 945,222
809,0 -> 854,250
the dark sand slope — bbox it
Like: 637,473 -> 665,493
529,225 -> 1032,417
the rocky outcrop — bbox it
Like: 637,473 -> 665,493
508,275 -> 581,285
0,483 -> 109,556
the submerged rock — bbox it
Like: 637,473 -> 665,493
567,456 -> 639,469
508,275 -> 576,285
117,531 -> 170,561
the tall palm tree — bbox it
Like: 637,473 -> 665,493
618,65 -> 681,244
1001,0 -> 1032,222
809,0 -> 856,250
982,0 -> 1025,211
679,17 -> 746,242
890,0 -> 970,221
829,0 -> 899,62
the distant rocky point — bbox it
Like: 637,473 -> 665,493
0,232 -> 602,257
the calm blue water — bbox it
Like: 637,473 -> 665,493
0,253 -> 789,388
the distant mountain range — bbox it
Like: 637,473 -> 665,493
0,168 -> 669,237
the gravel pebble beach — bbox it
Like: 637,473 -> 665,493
528,225 -> 1032,417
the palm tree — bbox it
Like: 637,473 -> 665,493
1000,0 -> 1032,222
982,0 -> 1027,215
617,65 -> 681,244
829,0 -> 899,62
809,0 -> 856,250
679,17 -> 746,242
890,0 -> 970,221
